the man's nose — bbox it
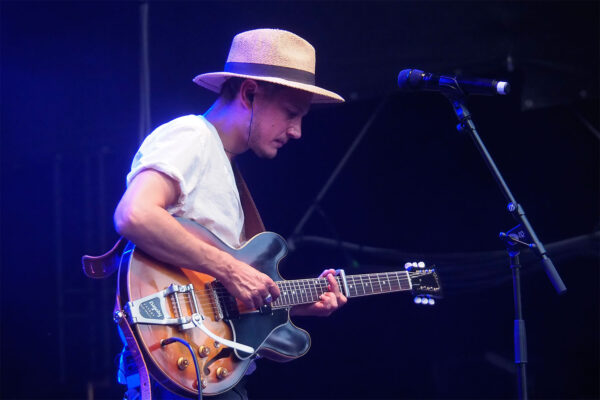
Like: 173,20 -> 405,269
287,121 -> 302,139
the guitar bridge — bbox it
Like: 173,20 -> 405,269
124,283 -> 201,330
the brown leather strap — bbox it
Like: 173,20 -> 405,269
82,237 -> 127,278
232,162 -> 266,238
115,298 -> 153,399
115,253 -> 153,400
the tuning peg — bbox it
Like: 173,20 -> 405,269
404,262 -> 412,270
418,261 -> 425,268
413,296 -> 436,306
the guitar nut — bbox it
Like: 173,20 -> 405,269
177,357 -> 189,370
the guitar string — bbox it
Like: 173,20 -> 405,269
172,274 -> 414,301
154,273 -> 429,320
165,277 -> 414,311
181,273 -> 414,297
151,273 -> 424,313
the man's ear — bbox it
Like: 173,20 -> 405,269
240,79 -> 258,109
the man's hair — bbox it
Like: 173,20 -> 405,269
219,77 -> 285,103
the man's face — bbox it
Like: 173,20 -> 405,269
248,86 -> 312,159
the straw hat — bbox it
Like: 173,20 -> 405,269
193,29 -> 344,104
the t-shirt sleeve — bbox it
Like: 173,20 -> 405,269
126,116 -> 207,213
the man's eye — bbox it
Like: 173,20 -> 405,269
287,110 -> 298,119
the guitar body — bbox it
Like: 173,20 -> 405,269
117,220 -> 311,397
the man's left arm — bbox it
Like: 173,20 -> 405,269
290,269 -> 347,317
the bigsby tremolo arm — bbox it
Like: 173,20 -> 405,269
190,313 -> 254,354
124,283 -> 255,354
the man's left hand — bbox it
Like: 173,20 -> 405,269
290,269 -> 347,317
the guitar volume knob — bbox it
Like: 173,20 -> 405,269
216,367 -> 229,379
177,357 -> 189,370
198,345 -> 210,358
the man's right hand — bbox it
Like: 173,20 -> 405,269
218,253 -> 280,309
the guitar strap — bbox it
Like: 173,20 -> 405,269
82,237 -> 126,279
114,280 -> 154,400
232,162 -> 266,237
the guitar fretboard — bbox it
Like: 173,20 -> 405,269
271,271 -> 411,309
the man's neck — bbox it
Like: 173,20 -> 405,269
203,99 -> 249,161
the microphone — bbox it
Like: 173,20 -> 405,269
398,69 -> 510,96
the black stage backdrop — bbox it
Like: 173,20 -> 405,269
1,2 -> 598,399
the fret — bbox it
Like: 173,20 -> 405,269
351,276 -> 359,297
304,280 -> 312,302
382,273 -> 391,292
293,280 -> 303,304
287,281 -> 294,305
396,271 -> 410,290
311,279 -> 321,302
380,275 -> 388,292
335,276 -> 343,296
390,272 -> 399,291
393,272 -> 402,291
359,275 -> 366,295
284,281 -> 293,305
375,274 -> 383,293
285,281 -> 294,305
293,280 -> 302,304
277,281 -> 288,307
365,275 -> 374,294
308,279 -> 317,302
299,280 -> 308,303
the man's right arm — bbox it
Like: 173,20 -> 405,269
114,169 -> 279,309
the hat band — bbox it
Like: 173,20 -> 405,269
224,62 -> 315,86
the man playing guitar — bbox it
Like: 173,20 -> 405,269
113,28 -> 347,399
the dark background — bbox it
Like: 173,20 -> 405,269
1,1 -> 598,399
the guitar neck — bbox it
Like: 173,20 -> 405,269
272,271 -> 411,308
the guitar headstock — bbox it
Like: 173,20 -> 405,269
404,261 -> 443,305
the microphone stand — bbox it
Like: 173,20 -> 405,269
439,80 -> 567,400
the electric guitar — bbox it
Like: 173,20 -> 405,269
116,219 -> 442,397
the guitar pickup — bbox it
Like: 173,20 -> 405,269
210,281 -> 239,320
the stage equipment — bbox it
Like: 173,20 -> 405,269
398,69 -> 510,96
397,68 -> 566,400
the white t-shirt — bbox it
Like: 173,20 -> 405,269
126,115 -> 245,248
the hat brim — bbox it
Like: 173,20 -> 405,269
193,72 -> 344,104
